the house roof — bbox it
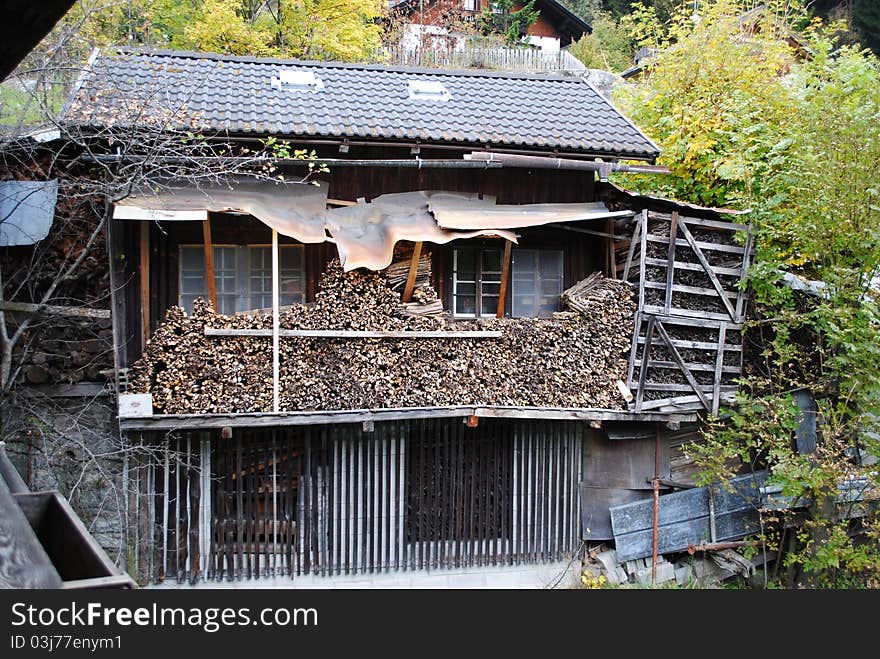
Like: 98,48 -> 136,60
0,0 -> 76,81
389,0 -> 591,46
62,48 -> 660,161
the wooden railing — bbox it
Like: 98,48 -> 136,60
376,46 -> 588,74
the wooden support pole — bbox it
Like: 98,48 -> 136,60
663,211 -> 678,314
402,241 -> 423,303
140,222 -> 150,349
202,218 -> 218,310
496,239 -> 513,318
272,229 -> 280,414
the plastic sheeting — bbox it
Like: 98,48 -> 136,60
429,197 -> 631,230
113,178 -> 329,243
326,191 -> 516,271
0,179 -> 58,246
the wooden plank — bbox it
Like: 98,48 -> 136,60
637,335 -> 742,352
654,321 -> 711,411
610,471 -> 766,562
0,300 -> 110,319
626,310 -> 642,387
120,405 -> 699,431
496,239 -> 512,318
644,280 -> 737,300
678,216 -> 751,232
663,212 -> 679,314
204,328 -> 503,339
202,218 -> 218,310
644,258 -> 743,278
0,478 -> 63,588
140,221 -> 150,348
631,382 -> 738,393
712,323 -> 727,415
637,311 -> 743,331
735,226 -> 754,319
26,382 -> 109,397
634,316 -> 656,412
640,304 -> 743,325
645,234 -> 750,255
545,223 -> 623,241
401,241 -> 423,304
622,209 -> 644,283
678,221 -> 738,321
61,574 -> 136,589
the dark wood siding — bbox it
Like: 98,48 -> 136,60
119,158 -> 599,363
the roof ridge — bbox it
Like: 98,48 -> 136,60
105,46 -> 591,83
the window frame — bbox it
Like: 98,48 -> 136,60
451,244 -> 566,319
178,243 -> 305,315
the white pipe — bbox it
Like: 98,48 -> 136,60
616,379 -> 634,403
272,229 -> 280,413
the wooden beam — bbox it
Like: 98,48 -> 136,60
712,322 -> 728,415
402,241 -> 423,304
645,234 -> 750,255
140,221 -> 150,349
606,218 -> 616,279
202,218 -> 217,310
644,258 -> 743,277
678,221 -> 738,321
622,209 -> 645,282
204,328 -> 503,338
0,300 -> 110,319
634,315 -> 656,413
118,405 -> 699,431
663,212 -> 678,314
496,239 -> 512,318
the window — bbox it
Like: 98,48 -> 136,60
452,246 -> 564,319
462,0 -> 478,11
453,247 -> 503,317
179,245 -> 304,315
511,249 -> 564,318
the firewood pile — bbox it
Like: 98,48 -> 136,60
128,260 -> 636,414
20,318 -> 114,385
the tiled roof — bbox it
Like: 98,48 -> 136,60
63,48 -> 660,160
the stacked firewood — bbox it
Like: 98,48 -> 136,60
128,261 -> 636,414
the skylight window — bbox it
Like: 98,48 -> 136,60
270,69 -> 324,91
408,79 -> 451,102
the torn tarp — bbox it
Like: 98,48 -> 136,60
113,177 -> 329,243
326,191 -> 517,271
428,197 -> 631,230
0,179 -> 58,246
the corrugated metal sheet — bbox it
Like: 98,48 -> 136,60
0,179 -> 57,246
610,471 -> 767,562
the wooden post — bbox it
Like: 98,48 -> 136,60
139,222 -> 150,350
272,229 -> 280,413
663,211 -> 679,314
402,241 -> 423,303
202,218 -> 217,310
496,239 -> 512,318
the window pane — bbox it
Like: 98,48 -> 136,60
456,282 -> 476,296
512,249 -> 563,318
482,282 -> 501,296
181,274 -> 204,294
455,249 -> 476,279
482,249 -> 502,273
481,296 -> 499,316
455,295 -> 476,315
180,246 -> 204,270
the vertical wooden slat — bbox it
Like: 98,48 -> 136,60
496,239 -> 513,318
634,315 -> 656,412
712,322 -> 728,415
735,227 -> 753,321
139,222 -> 150,349
664,212 -> 679,315
202,218 -> 217,309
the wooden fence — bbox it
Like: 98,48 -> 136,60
136,417 -> 584,583
377,46 -> 587,74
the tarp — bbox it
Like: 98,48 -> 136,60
0,179 -> 58,246
113,177 -> 329,243
326,191 -> 516,271
429,197 -> 631,230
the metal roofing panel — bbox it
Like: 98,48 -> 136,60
62,49 -> 660,159
0,179 -> 57,246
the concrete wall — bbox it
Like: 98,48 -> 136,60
151,559 -> 582,589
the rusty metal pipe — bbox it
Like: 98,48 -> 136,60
652,426 -> 661,585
